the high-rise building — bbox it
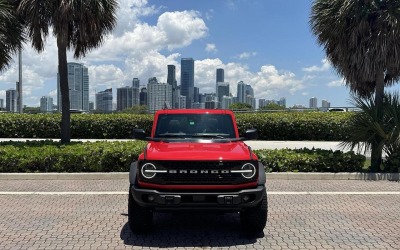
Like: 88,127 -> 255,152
309,97 -> 318,109
57,62 -> 89,111
167,65 -> 179,108
140,87 -> 147,106
322,100 -> 331,109
89,101 -> 94,111
216,68 -> 224,83
6,89 -> 17,112
180,58 -> 194,108
278,97 -> 286,108
246,95 -> 256,109
193,87 -> 200,104
217,82 -> 230,106
40,96 -> 53,113
179,95 -> 186,109
0,99 -> 4,109
117,86 -> 134,111
237,81 -> 254,107
259,99 -> 266,109
245,84 -> 254,98
96,88 -> 113,112
237,81 -> 246,103
147,77 -> 172,113
221,96 -> 233,109
132,78 -> 140,106
216,68 -> 224,97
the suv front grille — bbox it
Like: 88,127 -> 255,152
138,160 -> 258,185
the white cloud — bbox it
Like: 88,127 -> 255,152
158,11 -> 208,50
194,59 -> 305,100
302,58 -> 331,72
0,1 -> 310,107
113,0 -> 160,36
238,52 -> 257,59
205,44 -> 217,53
86,10 -> 208,61
328,79 -> 345,87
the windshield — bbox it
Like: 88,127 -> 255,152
154,114 -> 236,139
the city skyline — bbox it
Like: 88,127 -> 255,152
2,0 -> 399,108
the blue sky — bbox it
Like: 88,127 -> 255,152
1,0 -> 398,108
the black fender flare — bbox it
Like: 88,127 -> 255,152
129,162 -> 138,185
258,162 -> 266,185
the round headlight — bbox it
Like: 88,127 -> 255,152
141,163 -> 157,179
241,163 -> 256,179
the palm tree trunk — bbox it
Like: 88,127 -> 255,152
57,37 -> 71,144
371,70 -> 385,171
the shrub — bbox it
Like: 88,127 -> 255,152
235,112 -> 352,141
0,140 -> 147,172
0,112 -> 352,140
254,148 -> 366,172
0,141 -> 365,173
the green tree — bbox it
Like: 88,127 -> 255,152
23,106 -> 40,114
0,0 -> 24,71
260,103 -> 285,111
119,105 -> 149,114
341,92 -> 400,172
310,0 -> 400,170
17,0 -> 118,143
229,103 -> 253,110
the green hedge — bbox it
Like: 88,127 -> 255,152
0,140 -> 147,172
0,141 -> 365,173
255,148 -> 366,172
235,112 -> 352,141
0,112 -> 351,140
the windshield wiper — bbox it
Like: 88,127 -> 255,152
157,133 -> 187,138
190,133 -> 229,139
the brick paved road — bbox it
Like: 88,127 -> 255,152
0,180 -> 399,249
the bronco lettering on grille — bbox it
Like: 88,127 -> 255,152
167,170 -> 231,174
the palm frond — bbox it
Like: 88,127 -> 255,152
0,0 -> 25,71
311,0 -> 400,95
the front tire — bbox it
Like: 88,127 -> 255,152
240,191 -> 268,234
128,189 -> 153,233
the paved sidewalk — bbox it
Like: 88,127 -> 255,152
0,179 -> 399,249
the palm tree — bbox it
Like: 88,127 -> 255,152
341,92 -> 400,172
0,0 -> 24,71
310,0 -> 400,170
17,0 -> 118,143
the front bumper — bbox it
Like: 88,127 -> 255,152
130,184 -> 266,211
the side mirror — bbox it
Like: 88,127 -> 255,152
243,129 -> 258,140
132,129 -> 147,140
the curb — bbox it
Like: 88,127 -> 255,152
0,172 -> 398,181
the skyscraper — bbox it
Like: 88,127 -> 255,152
117,86 -> 134,111
57,62 -> 89,111
6,89 -> 17,112
180,58 -> 194,108
140,87 -> 147,106
216,68 -> 224,98
237,81 -> 246,103
322,100 -> 331,109
132,78 -> 140,106
96,88 -> 113,112
167,65 -> 178,108
278,97 -> 286,108
309,97 -> 318,109
0,99 -> 4,109
147,77 -> 172,113
216,68 -> 224,83
40,96 -> 54,113
217,82 -> 230,107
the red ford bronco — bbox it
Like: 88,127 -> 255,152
129,109 -> 267,233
